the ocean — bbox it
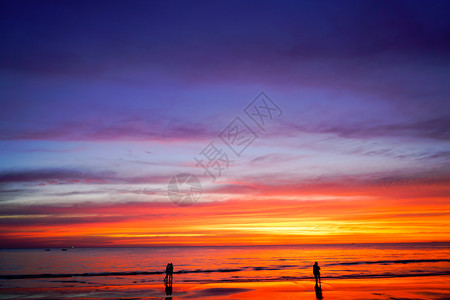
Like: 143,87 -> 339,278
1,243 -> 449,290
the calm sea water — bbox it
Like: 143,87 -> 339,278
1,243 -> 449,289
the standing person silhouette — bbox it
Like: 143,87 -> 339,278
164,263 -> 171,283
313,261 -> 321,284
168,262 -> 173,283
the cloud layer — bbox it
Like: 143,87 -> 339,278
0,1 -> 449,246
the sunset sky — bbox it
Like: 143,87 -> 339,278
0,0 -> 449,247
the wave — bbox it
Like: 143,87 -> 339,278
2,271 -> 449,281
1,267 -> 449,281
326,259 -> 450,266
181,271 -> 450,283
0,268 -> 242,280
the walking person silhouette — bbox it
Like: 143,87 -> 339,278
313,261 -> 321,284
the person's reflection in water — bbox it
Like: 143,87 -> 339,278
164,279 -> 173,298
315,283 -> 323,299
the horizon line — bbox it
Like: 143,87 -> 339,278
2,241 -> 449,250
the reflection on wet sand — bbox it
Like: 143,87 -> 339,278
315,282 -> 323,299
164,279 -> 172,299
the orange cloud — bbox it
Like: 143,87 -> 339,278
1,180 -> 449,248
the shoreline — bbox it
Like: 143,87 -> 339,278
1,275 -> 449,299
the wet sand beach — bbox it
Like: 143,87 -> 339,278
1,276 -> 449,299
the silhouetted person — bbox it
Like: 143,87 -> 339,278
315,282 -> 323,299
164,263 -> 170,282
313,261 -> 321,284
168,262 -> 173,282
164,262 -> 174,284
